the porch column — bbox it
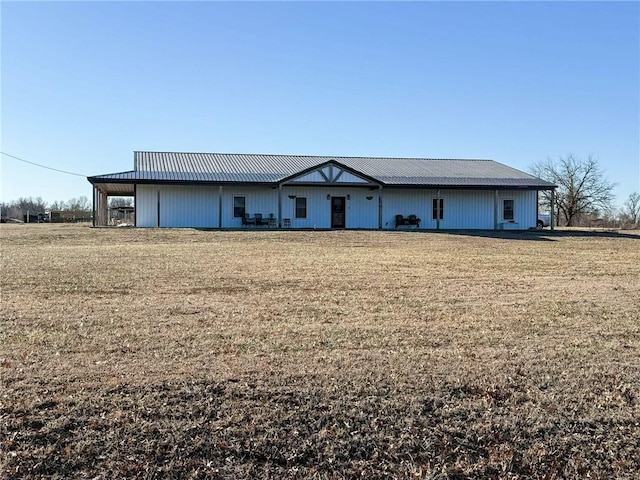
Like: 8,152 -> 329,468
550,189 -> 555,231
100,190 -> 108,226
218,186 -> 223,229
494,190 -> 499,230
436,189 -> 441,230
96,190 -> 102,226
133,184 -> 137,227
278,184 -> 283,228
104,191 -> 109,226
378,186 -> 383,230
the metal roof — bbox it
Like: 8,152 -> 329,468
88,151 -> 556,189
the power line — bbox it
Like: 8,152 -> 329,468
1,151 -> 86,177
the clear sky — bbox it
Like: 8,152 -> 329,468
2,1 -> 639,207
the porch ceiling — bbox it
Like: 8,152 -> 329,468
93,183 -> 135,196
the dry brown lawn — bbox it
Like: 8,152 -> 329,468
1,224 -> 639,479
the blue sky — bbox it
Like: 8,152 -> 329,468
2,1 -> 639,207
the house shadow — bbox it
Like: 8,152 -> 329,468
430,229 -> 640,242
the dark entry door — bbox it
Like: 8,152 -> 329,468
331,196 -> 346,228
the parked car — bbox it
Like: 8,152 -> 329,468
537,213 -> 551,228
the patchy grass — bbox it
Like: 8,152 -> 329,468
1,224 -> 639,479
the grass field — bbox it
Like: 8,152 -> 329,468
1,224 -> 639,479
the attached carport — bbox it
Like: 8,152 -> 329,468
88,174 -> 135,226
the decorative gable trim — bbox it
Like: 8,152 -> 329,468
282,160 -> 381,186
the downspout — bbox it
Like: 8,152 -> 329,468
157,189 -> 160,228
92,186 -> 96,227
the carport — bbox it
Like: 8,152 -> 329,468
90,178 -> 135,227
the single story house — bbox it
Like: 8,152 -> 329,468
88,151 -> 556,230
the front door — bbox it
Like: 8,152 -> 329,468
331,196 -> 346,228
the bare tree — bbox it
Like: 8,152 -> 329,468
109,197 -> 133,208
622,192 -> 640,225
48,200 -> 66,211
531,154 -> 615,227
66,196 -> 90,211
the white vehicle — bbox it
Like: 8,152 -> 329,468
537,213 -> 551,228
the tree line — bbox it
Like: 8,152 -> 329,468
1,196 -> 133,222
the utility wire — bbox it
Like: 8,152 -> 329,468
1,151 -> 86,177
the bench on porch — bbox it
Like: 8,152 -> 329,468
395,214 -> 421,229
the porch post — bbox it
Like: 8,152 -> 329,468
101,191 -> 108,226
550,188 -> 555,231
133,184 -> 137,227
92,186 -> 96,227
278,184 -> 283,228
218,186 -> 223,229
436,189 -> 441,230
494,190 -> 499,230
378,186 -> 383,230
96,187 -> 100,226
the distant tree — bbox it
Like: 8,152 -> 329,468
622,192 -> 640,225
16,197 -> 46,215
48,200 -> 66,211
531,154 -> 615,227
109,197 -> 133,208
66,196 -> 90,211
0,197 -> 46,221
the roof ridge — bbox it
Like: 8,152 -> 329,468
133,151 -> 494,162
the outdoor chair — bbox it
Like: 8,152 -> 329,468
242,214 -> 255,227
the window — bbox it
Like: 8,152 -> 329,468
233,196 -> 246,218
295,197 -> 307,219
432,198 -> 444,220
503,199 -> 514,221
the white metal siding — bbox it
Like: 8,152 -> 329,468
221,187 -> 278,228
136,185 -> 219,227
136,185 -> 158,227
439,191 -> 495,230
382,190 -> 433,229
281,186 -> 378,229
498,190 -> 537,229
383,189 -> 536,230
135,184 -> 538,230
159,186 -> 218,228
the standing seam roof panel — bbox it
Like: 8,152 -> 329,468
120,152 -> 556,188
